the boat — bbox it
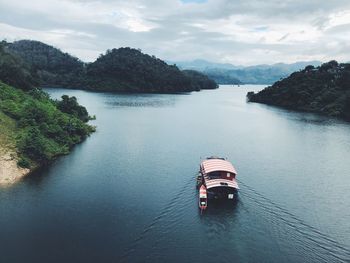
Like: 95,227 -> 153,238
198,156 -> 239,201
199,185 -> 207,211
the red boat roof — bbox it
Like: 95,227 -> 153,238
201,159 -> 237,174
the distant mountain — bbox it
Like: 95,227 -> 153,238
171,59 -> 242,71
174,59 -> 322,84
202,69 -> 242,85
247,61 -> 350,121
6,40 -> 217,93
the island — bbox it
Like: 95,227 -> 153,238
247,61 -> 350,121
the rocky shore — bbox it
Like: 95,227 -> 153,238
0,150 -> 30,186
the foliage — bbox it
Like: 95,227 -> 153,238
0,42 -> 38,90
0,81 -> 94,167
247,61 -> 350,121
7,40 -> 85,88
57,95 -> 90,122
7,40 -> 218,93
0,110 -> 16,151
182,70 -> 218,90
85,48 -> 190,92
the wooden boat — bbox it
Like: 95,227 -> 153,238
199,156 -> 239,201
199,185 -> 207,211
196,174 -> 202,189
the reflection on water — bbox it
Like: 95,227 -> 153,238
1,85 -> 350,263
47,89 -> 180,109
104,93 -> 179,108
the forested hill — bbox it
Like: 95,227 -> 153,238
0,42 -> 94,170
6,40 -> 218,93
247,61 -> 350,121
7,40 -> 85,87
0,42 -> 38,90
86,48 -> 217,92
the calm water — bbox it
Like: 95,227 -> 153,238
1,85 -> 350,263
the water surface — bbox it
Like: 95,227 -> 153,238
1,85 -> 350,262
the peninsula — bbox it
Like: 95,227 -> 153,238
247,61 -> 350,121
0,43 -> 95,185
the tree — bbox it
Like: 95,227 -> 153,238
57,95 -> 89,122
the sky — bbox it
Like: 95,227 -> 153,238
0,0 -> 350,65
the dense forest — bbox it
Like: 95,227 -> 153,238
247,61 -> 350,121
0,41 -> 38,90
6,40 -> 218,92
8,40 -> 86,88
85,48 -> 216,92
0,43 -> 94,169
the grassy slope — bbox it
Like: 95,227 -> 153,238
0,110 -> 16,153
0,81 -> 95,168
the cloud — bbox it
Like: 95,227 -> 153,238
0,0 -> 350,65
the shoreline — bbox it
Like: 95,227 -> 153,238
0,151 -> 30,186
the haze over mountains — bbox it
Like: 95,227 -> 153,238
172,59 -> 322,84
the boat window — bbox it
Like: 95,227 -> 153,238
227,172 -> 230,177
209,171 -> 220,178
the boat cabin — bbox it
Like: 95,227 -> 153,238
199,157 -> 239,200
206,170 -> 236,180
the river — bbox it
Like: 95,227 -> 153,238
1,85 -> 349,262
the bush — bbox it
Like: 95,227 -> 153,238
17,156 -> 31,168
57,95 -> 90,122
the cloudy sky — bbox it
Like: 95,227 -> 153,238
1,0 -> 350,65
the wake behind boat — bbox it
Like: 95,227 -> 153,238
197,157 -> 239,209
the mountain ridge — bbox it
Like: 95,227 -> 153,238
6,40 -> 218,93
172,59 -> 322,84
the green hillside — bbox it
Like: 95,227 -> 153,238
247,61 -> 350,121
0,43 -> 94,169
7,40 -> 218,93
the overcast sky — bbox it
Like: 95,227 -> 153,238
1,0 -> 350,65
